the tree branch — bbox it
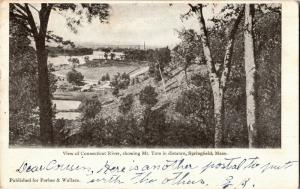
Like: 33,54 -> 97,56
27,3 -> 40,13
220,6 -> 244,88
14,3 -> 28,14
12,4 -> 28,18
195,4 -> 218,80
12,12 -> 28,20
24,3 -> 38,38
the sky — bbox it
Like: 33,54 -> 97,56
44,3 -> 209,48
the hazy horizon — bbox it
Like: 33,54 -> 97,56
41,3 -> 215,47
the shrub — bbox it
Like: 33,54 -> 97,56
66,69 -> 84,86
121,72 -> 130,80
78,97 -> 102,120
110,72 -> 130,97
68,57 -> 80,67
69,117 -> 107,146
53,118 -> 70,145
175,87 -> 214,144
112,87 -> 119,97
149,62 -> 162,81
140,108 -> 168,146
119,94 -> 134,114
139,85 -> 158,107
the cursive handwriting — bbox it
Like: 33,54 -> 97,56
14,157 -> 298,186
16,160 -> 94,176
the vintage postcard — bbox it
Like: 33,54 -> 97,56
0,0 -> 298,188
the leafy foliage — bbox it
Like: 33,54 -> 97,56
110,53 -> 116,60
110,72 -> 130,96
139,85 -> 158,107
79,97 -> 102,120
173,29 -> 203,66
9,18 -> 57,145
68,57 -> 80,67
51,3 -> 110,33
48,47 -> 93,57
255,11 -> 281,147
176,77 -> 213,124
66,69 -> 84,85
119,94 -> 134,114
148,47 -> 171,81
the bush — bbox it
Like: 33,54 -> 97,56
121,72 -> 130,80
67,115 -> 141,147
66,69 -> 84,86
112,87 -> 119,97
175,87 -> 214,145
110,72 -> 130,97
140,108 -> 168,146
53,118 -> 70,145
69,117 -> 107,146
78,97 -> 102,120
119,94 -> 134,114
149,62 -> 162,81
139,85 -> 158,107
68,57 -> 80,67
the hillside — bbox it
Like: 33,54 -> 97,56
100,63 -> 208,123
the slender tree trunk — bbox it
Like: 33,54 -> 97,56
211,80 -> 225,147
244,4 -> 257,148
158,63 -> 168,99
184,66 -> 190,87
35,36 -> 53,146
194,4 -> 244,148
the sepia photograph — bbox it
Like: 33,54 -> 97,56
9,3 -> 281,148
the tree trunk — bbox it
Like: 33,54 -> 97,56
211,80 -> 224,148
158,63 -> 168,99
196,4 -> 225,148
184,66 -> 190,87
244,4 -> 257,148
194,4 -> 243,148
35,37 -> 53,146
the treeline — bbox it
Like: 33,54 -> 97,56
47,46 -> 93,57
99,47 -> 170,63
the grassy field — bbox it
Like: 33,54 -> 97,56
54,65 -> 143,81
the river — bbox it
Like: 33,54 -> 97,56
53,100 -> 81,120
